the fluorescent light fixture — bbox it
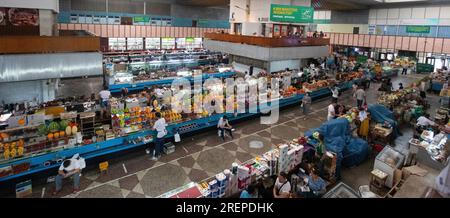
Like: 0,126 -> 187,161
382,0 -> 428,3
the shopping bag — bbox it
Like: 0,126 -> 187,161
174,132 -> 181,142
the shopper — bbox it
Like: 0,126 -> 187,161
417,114 -> 437,128
319,31 -> 325,38
313,31 -> 318,38
301,92 -> 312,120
240,184 -> 258,198
398,83 -> 404,90
330,85 -> 339,102
402,63 -> 408,75
148,112 -> 167,160
53,158 -> 82,195
327,100 -> 337,121
99,86 -> 111,119
336,104 -> 346,117
358,107 -> 370,139
273,172 -> 291,198
354,85 -> 366,108
217,115 -> 233,141
306,168 -> 327,198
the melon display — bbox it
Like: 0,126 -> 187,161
48,121 -> 60,132
65,126 -> 72,136
71,126 -> 78,134
37,124 -> 48,135
59,120 -> 70,131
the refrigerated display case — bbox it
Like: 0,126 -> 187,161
374,146 -> 405,188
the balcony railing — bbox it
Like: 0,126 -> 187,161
0,36 -> 100,54
204,33 -> 330,48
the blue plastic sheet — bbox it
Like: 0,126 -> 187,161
367,104 -> 401,138
305,118 -> 369,175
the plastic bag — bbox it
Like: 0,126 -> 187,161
174,132 -> 181,142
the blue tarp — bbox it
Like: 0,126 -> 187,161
367,104 -> 401,138
305,118 -> 369,178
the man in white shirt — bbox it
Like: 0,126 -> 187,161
327,100 -> 337,121
99,86 -> 111,119
217,115 -> 233,141
330,85 -> 339,102
354,86 -> 366,108
53,158 -> 81,195
148,112 -> 167,160
273,172 -> 291,198
417,114 -> 436,127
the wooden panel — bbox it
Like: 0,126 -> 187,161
101,25 -> 107,37
364,35 -> 370,47
433,38 -> 443,54
443,39 -> 450,54
87,24 -> 95,35
59,23 -> 68,30
417,37 -> 426,52
381,36 -> 388,48
0,36 -> 100,54
93,24 -> 102,36
395,36 -> 402,50
113,25 -> 119,38
358,35 -> 364,47
369,35 -> 376,48
425,37 -> 434,53
204,33 -> 330,47
409,37 -> 418,51
350,34 -> 355,46
388,36 -> 395,49
329,33 -> 335,44
376,35 -> 383,48
343,34 -> 349,45
156,26 -> 161,37
402,37 -> 410,50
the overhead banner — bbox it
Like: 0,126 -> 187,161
406,26 -> 431,34
270,4 -> 314,23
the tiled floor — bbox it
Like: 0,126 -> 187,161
16,74 -> 442,198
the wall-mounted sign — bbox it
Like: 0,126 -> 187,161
406,26 -> 430,34
270,4 -> 314,23
133,16 -> 150,23
0,7 -> 39,35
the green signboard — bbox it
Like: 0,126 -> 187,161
416,63 -> 434,73
270,4 -> 314,23
406,26 -> 430,33
133,16 -> 150,23
185,37 -> 194,43
357,55 -> 369,64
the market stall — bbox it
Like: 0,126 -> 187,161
0,67 -> 363,182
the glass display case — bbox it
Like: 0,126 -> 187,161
145,38 -> 161,50
374,146 -> 405,188
127,38 -> 144,50
161,38 -> 176,50
323,182 -> 360,198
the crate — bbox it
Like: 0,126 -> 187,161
163,142 -> 175,154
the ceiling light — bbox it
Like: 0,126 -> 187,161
383,0 -> 428,3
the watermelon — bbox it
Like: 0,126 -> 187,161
59,120 -> 70,131
48,121 -> 60,132
37,124 -> 48,135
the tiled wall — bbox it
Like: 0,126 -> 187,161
58,23 -> 229,38
328,32 -> 450,54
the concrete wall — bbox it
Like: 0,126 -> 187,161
39,10 -> 57,36
269,60 -> 300,72
369,6 -> 450,26
331,10 -> 369,24
316,24 -> 369,34
170,5 -> 228,20
204,39 -> 329,61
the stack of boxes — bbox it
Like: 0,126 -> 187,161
277,144 -> 291,174
237,165 -> 251,190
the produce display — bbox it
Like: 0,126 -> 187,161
0,119 -> 79,161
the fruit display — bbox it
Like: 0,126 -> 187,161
111,106 -> 183,131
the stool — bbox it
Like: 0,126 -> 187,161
99,161 -> 109,174
370,169 -> 387,193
